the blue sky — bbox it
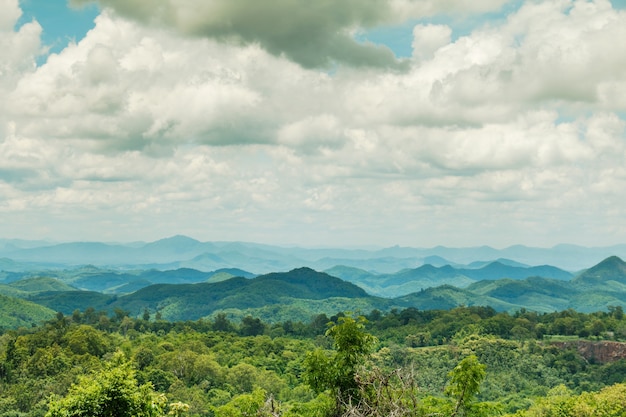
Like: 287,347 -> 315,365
18,0 -> 99,58
2,0 -> 626,248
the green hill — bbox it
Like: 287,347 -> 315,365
21,257 -> 626,321
30,268 -> 373,321
0,294 -> 56,328
8,276 -> 76,293
29,291 -> 114,314
118,268 -> 370,320
393,285 -> 517,311
468,276 -> 578,312
573,256 -> 626,287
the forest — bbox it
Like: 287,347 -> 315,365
2,306 -> 626,416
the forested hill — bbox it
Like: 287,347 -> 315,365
27,267 -> 377,322
10,256 -> 626,324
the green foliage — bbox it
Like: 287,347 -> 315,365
4,306 -> 626,417
45,355 -> 169,417
507,383 -> 626,417
304,315 -> 377,409
445,355 -> 487,416
0,294 -> 56,328
213,388 -> 267,417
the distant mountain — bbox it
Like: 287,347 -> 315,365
312,257 -> 420,274
467,277 -> 577,312
458,262 -> 573,281
393,285 -> 517,312
421,255 -> 459,267
467,258 -> 529,269
326,261 -> 572,297
19,257 -> 626,324
374,265 -> 474,297
3,235 -> 626,272
11,267 -> 256,294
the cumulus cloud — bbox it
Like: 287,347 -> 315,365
70,0 -> 406,69
412,24 -> 451,61
3,0 -> 626,247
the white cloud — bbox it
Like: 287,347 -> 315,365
0,0 -> 21,31
412,24 -> 452,61
2,0 -> 626,247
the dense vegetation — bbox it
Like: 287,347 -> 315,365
2,306 -> 626,416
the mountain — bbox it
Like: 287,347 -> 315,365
312,257 -> 420,274
327,261 -> 572,298
421,255 -> 459,267
374,265 -> 475,297
13,267 -> 256,294
4,235 -> 626,272
30,268 -> 373,321
392,285 -> 517,311
6,276 -> 76,293
18,257 -> 626,324
458,262 -> 573,281
28,291 -> 114,314
467,277 -> 578,312
573,256 -> 626,288
467,258 -> 529,269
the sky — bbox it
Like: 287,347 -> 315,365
1,0 -> 626,248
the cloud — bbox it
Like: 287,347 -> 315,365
70,0 -> 407,69
3,0 -> 626,247
412,24 -> 452,61
0,0 -> 41,88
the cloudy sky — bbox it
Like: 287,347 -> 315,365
2,0 -> 626,248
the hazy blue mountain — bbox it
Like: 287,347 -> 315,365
324,265 -> 378,283
458,262 -> 573,281
421,255 -> 459,267
326,261 -> 572,298
467,258 -> 529,269
312,257 -> 420,274
6,242 -> 133,265
373,265 -> 475,297
3,235 -> 626,273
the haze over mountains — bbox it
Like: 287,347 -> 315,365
3,235 -> 626,328
3,235 -> 626,272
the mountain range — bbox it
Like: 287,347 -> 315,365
3,236 -> 626,327
3,235 -> 626,272
0,256 -> 624,326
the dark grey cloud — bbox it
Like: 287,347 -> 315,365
72,0 -> 405,69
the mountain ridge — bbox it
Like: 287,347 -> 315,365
3,236 -> 626,272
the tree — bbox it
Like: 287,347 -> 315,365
240,316 -> 265,336
45,353 -> 180,417
304,315 -> 377,408
445,355 -> 487,417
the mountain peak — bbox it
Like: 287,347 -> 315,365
155,235 -> 201,245
587,256 -> 626,273
574,255 -> 626,284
